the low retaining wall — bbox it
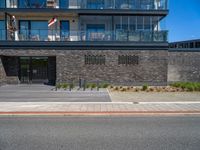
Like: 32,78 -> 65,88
168,51 -> 200,82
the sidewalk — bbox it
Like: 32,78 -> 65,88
0,102 -> 200,115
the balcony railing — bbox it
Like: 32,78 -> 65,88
0,29 -> 168,42
4,0 -> 168,10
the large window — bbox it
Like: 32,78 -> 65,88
19,20 -> 48,41
60,0 -> 68,8
86,24 -> 105,41
19,0 -> 46,8
0,21 -> 5,40
60,21 -> 70,41
0,0 -> 5,8
87,0 -> 104,9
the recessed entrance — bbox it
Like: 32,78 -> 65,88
19,56 -> 55,84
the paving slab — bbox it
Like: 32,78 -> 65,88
0,102 -> 200,115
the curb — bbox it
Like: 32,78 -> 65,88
1,111 -> 200,116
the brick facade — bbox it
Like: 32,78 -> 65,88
0,57 -> 7,86
1,49 -> 200,86
0,49 -> 168,85
168,51 -> 200,82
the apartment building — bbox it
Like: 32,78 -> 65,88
0,0 -> 168,85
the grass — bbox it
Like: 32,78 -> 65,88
170,82 -> 200,92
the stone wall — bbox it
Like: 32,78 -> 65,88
0,49 -> 168,86
0,57 -> 7,86
168,51 -> 200,82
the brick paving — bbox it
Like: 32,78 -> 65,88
0,102 -> 200,114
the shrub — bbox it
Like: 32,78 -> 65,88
56,83 -> 62,89
114,87 -> 119,91
91,83 -> 97,90
102,83 -> 110,88
62,83 -> 68,90
142,84 -> 148,91
69,83 -> 74,89
86,83 -> 91,89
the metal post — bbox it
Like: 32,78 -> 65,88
5,12 -> 7,40
83,80 -> 86,91
79,78 -> 81,89
97,81 -> 99,91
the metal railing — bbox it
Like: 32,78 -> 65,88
4,0 -> 168,10
0,29 -> 168,42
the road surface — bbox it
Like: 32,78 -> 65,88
0,116 -> 200,150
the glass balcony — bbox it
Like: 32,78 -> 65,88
5,0 -> 168,10
0,29 -> 168,42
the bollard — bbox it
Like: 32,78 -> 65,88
83,80 -> 86,91
79,78 -> 81,89
97,81 -> 99,91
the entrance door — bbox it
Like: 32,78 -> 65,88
19,57 -> 48,84
31,57 -> 48,83
20,57 -> 30,83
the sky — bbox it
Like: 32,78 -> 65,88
167,0 -> 200,42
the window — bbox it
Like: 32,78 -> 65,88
86,24 -> 105,41
19,20 -> 48,41
118,55 -> 139,65
0,0 -> 5,8
195,42 -> 200,48
87,0 -> 104,9
60,21 -> 70,41
0,20 -> 5,40
85,55 -> 106,65
60,0 -> 68,8
19,0 -> 46,8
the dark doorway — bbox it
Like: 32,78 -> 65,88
19,56 -> 55,84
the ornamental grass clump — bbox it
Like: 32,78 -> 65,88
91,83 -> 97,90
56,83 -> 62,89
142,84 -> 148,91
62,83 -> 68,90
69,83 -> 74,90
170,82 -> 200,92
102,83 -> 110,88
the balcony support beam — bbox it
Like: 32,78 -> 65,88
4,12 -> 7,40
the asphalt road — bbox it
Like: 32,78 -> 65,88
0,85 -> 111,102
0,116 -> 200,150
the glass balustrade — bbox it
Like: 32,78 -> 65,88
4,0 -> 167,10
0,29 -> 168,42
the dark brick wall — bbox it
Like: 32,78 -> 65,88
1,56 -> 20,84
0,57 -> 7,86
56,50 -> 168,85
168,51 -> 200,82
0,49 -> 169,85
